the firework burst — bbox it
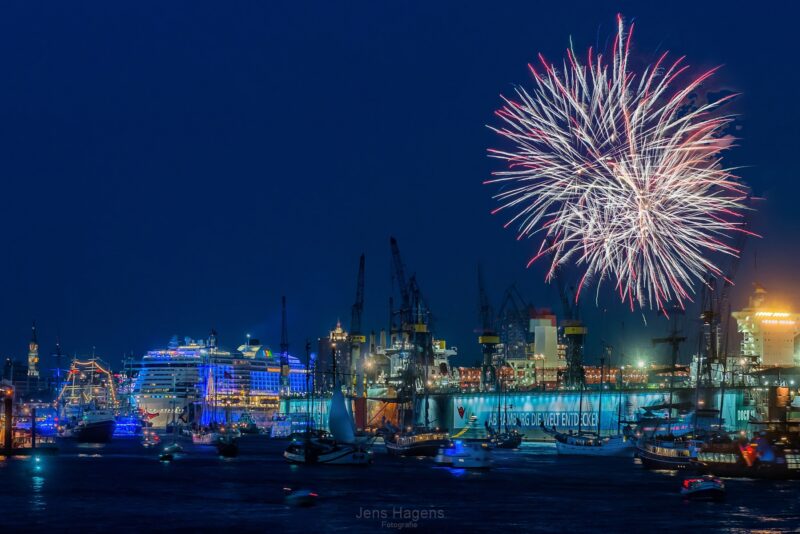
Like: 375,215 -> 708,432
487,14 -> 753,313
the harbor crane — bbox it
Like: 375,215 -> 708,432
388,237 -> 435,403
698,197 -> 758,385
349,254 -> 366,397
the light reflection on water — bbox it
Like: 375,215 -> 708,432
30,475 -> 45,513
0,438 -> 798,531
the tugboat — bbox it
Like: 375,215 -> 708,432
681,476 -> 725,501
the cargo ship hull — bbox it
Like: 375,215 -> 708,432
282,387 -> 756,438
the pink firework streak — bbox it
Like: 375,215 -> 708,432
486,15 -> 754,313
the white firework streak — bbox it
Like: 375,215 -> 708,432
486,15 -> 754,313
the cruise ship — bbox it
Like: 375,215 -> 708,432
132,334 -> 308,428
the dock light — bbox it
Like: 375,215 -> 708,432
636,360 -> 645,369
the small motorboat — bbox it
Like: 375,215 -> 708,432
191,431 -> 218,445
141,429 -> 160,448
159,452 -> 174,462
163,442 -> 184,455
434,440 -> 492,469
681,476 -> 726,501
284,488 -> 318,507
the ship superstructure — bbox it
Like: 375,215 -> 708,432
132,335 -> 307,428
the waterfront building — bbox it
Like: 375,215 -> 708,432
732,285 -> 800,366
27,322 -> 39,380
316,321 -> 349,392
3,358 -> 31,399
530,310 -> 559,366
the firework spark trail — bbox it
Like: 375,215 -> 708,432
486,14 -> 753,313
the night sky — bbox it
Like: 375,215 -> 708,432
1,1 -> 798,371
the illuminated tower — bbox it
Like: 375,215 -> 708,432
732,285 -> 800,366
27,322 -> 39,379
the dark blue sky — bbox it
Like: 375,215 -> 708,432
1,1 -> 798,369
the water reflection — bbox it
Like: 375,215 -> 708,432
30,475 -> 45,513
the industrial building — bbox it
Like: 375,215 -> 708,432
732,285 -> 800,366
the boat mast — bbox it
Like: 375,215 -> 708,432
577,375 -> 584,436
616,368 -> 623,436
171,369 -> 177,444
305,341 -> 312,462
502,375 -> 510,434
496,375 -> 502,434
653,310 -> 685,437
598,354 -> 605,437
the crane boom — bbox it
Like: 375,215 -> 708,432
390,237 -> 410,319
350,254 -> 365,339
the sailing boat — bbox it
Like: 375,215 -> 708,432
636,315 -> 703,469
487,377 -> 522,449
284,344 -> 373,465
543,355 -> 635,457
384,337 -> 451,457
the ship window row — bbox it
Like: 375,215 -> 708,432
652,446 -> 691,458
697,452 -> 738,464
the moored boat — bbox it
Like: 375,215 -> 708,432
637,437 -> 702,470
488,430 -> 523,449
694,422 -> 800,479
385,428 -> 452,457
283,351 -> 373,466
544,424 -> 636,457
191,430 -> 218,445
76,409 -> 116,443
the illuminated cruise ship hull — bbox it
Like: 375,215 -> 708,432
132,338 -> 308,429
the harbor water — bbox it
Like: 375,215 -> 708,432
2,436 -> 799,532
